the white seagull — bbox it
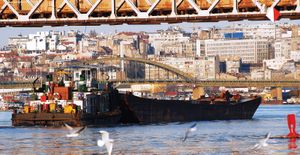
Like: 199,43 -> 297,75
252,132 -> 271,150
64,123 -> 86,137
182,123 -> 197,142
97,130 -> 114,155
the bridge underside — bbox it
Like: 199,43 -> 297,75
1,12 -> 300,27
0,0 -> 299,27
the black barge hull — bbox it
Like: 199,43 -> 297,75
120,94 -> 262,123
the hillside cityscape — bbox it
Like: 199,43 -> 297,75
1,23 -> 300,82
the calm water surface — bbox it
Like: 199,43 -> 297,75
1,105 -> 300,155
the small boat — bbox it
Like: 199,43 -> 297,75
111,90 -> 262,124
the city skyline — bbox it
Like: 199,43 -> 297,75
0,19 -> 298,48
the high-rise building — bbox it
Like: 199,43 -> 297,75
204,39 -> 269,64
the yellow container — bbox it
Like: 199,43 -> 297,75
24,105 -> 29,113
49,103 -> 56,112
64,105 -> 73,114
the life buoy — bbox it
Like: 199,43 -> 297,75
53,93 -> 61,100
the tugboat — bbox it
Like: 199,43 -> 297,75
12,67 -> 122,127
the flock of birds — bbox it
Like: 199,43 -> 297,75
63,122 -> 271,155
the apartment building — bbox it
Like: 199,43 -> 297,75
204,39 -> 269,64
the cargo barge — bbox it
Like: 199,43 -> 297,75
113,91 -> 262,124
11,66 -> 262,126
12,87 -> 261,126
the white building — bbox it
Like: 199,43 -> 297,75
263,58 -> 288,70
79,38 -> 98,52
48,35 -> 59,51
62,53 -> 78,60
57,44 -> 67,51
60,36 -> 78,51
230,23 -> 279,39
274,39 -> 291,59
8,35 -> 29,50
204,39 -> 269,64
26,31 -> 49,51
251,69 -> 268,80
263,58 -> 295,72
290,50 -> 300,62
226,59 -> 240,73
148,27 -> 190,55
196,39 -> 205,57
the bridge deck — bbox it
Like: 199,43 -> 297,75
0,0 -> 299,27
1,80 -> 300,89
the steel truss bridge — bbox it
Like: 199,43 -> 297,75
0,0 -> 299,27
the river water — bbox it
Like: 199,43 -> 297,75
0,105 -> 300,155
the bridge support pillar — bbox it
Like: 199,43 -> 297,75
277,87 -> 283,101
271,87 -> 282,102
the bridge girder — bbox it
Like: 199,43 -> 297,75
2,79 -> 300,89
0,0 -> 299,27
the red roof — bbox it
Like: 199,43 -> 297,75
18,56 -> 33,62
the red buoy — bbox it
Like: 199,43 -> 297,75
269,114 -> 300,139
287,114 -> 299,138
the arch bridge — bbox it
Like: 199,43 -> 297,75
0,0 -> 299,27
88,56 -> 195,82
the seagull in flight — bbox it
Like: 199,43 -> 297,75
182,123 -> 197,142
252,132 -> 271,150
64,123 -> 86,138
97,130 -> 114,155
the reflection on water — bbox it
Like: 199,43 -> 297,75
1,105 -> 300,154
